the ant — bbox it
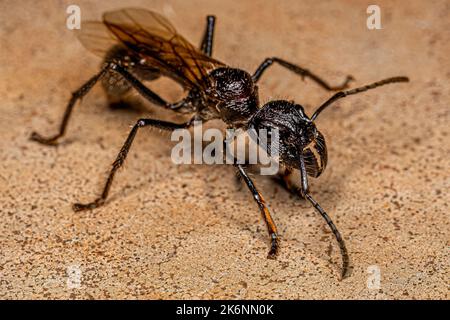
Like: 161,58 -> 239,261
31,8 -> 409,278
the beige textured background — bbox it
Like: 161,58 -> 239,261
0,0 -> 448,299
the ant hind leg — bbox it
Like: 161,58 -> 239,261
73,117 -> 195,211
30,64 -> 110,145
200,15 -> 216,56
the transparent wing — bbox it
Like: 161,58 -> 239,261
77,8 -> 224,89
76,21 -> 124,57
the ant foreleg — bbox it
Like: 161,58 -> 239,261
73,117 -> 194,211
252,57 -> 353,90
30,64 -> 110,145
236,164 -> 279,259
200,15 -> 216,56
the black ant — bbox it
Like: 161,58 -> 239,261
31,8 -> 409,278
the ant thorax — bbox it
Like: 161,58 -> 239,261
206,67 -> 259,126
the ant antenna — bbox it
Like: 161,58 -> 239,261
311,76 -> 409,121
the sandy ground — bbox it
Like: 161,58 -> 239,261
0,0 -> 448,299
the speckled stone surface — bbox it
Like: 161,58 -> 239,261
0,0 -> 448,299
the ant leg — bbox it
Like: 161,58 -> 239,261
108,64 -> 174,108
236,164 -> 279,259
110,64 -> 197,112
252,57 -> 354,90
30,62 -> 182,146
73,117 -> 194,212
298,153 -> 350,279
311,76 -> 409,120
200,15 -> 216,56
30,64 -> 111,145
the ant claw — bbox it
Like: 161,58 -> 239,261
72,200 -> 104,212
30,132 -> 59,145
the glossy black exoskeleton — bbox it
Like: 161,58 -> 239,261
31,8 -> 409,278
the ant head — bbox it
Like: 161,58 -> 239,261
248,100 -> 327,174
